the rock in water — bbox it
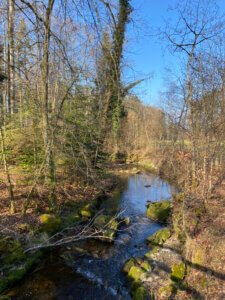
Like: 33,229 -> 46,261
146,200 -> 171,223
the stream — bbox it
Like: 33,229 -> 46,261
9,171 -> 176,300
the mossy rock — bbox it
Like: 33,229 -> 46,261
171,262 -> 185,282
128,266 -> 146,282
146,200 -> 171,223
17,223 -> 32,233
94,214 -> 119,242
0,236 -> 25,264
123,258 -> 137,273
133,287 -> 149,300
80,204 -> 95,218
102,229 -> 116,242
39,214 -> 61,233
144,247 -> 160,259
140,261 -> 152,272
147,228 -> 171,247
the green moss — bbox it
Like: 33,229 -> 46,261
123,258 -> 137,273
133,287 -> 149,300
17,223 -> 32,233
3,248 -> 25,264
0,236 -> 25,264
144,246 -> 160,259
147,228 -> 171,247
171,262 -> 186,282
102,229 -> 116,242
140,261 -> 152,272
128,266 -> 145,282
24,251 -> 42,271
93,214 -> 119,242
0,296 -> 11,300
146,200 -> 171,223
7,269 -> 25,283
80,204 -> 95,218
39,214 -> 61,233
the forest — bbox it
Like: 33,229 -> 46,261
0,0 -> 225,299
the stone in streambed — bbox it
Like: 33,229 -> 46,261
146,200 -> 171,223
102,229 -> 116,242
39,214 -> 61,233
128,266 -> 146,282
93,214 -> 119,242
147,228 -> 171,247
123,257 -> 137,273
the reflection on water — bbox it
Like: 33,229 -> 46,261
8,171 -> 176,300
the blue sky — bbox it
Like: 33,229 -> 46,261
126,0 -> 225,106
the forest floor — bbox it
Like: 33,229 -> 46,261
0,170 -> 117,241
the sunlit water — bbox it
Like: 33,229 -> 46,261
9,172 -> 176,300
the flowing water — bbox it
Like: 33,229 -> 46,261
8,172 -> 176,300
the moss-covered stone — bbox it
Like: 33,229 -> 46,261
133,287 -> 149,300
146,200 -> 171,223
0,236 -> 25,264
147,228 -> 171,247
170,262 -> 186,282
128,266 -> 146,282
102,229 -> 116,242
80,204 -> 95,218
39,214 -> 61,233
144,247 -> 160,259
93,214 -> 119,242
140,260 -> 152,272
123,258 -> 137,273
